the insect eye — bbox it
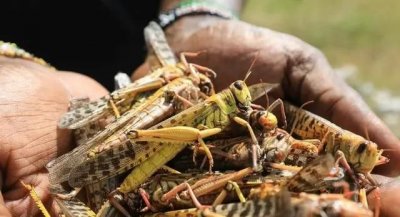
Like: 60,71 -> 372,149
234,81 -> 243,90
357,142 -> 368,153
201,85 -> 210,94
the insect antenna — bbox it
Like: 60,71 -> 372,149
259,78 -> 271,115
381,149 -> 400,152
243,51 -> 260,82
364,126 -> 371,141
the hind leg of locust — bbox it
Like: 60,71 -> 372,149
158,182 -> 210,210
20,181 -> 51,217
128,126 -> 222,172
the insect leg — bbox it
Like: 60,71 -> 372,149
108,192 -> 131,217
139,188 -> 156,212
160,165 -> 182,174
54,187 -> 82,200
129,126 -> 221,171
20,181 -> 51,217
212,181 -> 245,206
233,116 -> 260,170
108,98 -> 121,118
334,150 -> 358,183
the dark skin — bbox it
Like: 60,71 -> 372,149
0,11 -> 400,217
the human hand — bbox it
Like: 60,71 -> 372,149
154,17 -> 398,177
155,17 -> 400,216
133,17 -> 399,176
368,175 -> 400,217
0,57 -> 107,216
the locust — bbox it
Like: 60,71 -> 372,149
62,77 -> 277,215
48,184 -> 97,217
249,183 -> 372,217
167,190 -> 372,217
144,155 -> 347,217
170,127 -> 319,172
108,77 -> 279,196
134,167 -> 253,213
245,153 -> 344,194
57,21 -> 214,130
155,187 -> 293,217
48,72 -> 212,186
284,101 -> 388,185
47,20 -> 216,186
63,74 -> 276,189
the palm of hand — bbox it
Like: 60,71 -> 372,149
0,57 -> 107,216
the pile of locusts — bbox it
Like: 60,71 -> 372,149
26,22 -> 389,217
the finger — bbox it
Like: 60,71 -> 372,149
0,171 -> 12,217
0,59 -> 73,183
56,71 -> 109,99
3,173 -> 53,217
0,194 -> 12,217
368,176 -> 400,217
131,62 -> 150,81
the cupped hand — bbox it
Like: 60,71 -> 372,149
0,57 -> 107,216
133,17 -> 400,177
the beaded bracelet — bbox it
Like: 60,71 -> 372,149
0,41 -> 53,68
157,0 -> 238,29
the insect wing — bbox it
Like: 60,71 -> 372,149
55,197 -> 96,217
150,98 -> 217,129
68,140 -> 165,187
58,97 -> 109,129
248,83 -> 279,102
144,21 -> 177,67
286,153 -> 335,192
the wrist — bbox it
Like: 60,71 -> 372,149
164,15 -> 226,40
158,0 -> 238,32
159,0 -> 242,52
160,0 -> 243,16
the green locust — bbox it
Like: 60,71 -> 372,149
108,79 -> 278,197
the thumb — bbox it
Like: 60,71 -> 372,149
55,71 -> 109,100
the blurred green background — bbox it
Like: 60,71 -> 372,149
242,0 -> 400,136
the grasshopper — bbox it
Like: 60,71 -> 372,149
48,20 -> 216,186
63,78 -> 277,188
143,155 -> 344,217
49,184 -> 96,217
171,127 -> 319,171
248,183 -> 372,217
48,72 -> 212,186
156,187 -> 293,217
58,21 -> 214,130
110,78 -> 279,195
135,167 -> 253,212
290,192 -> 373,217
284,101 -> 388,185
247,153 -> 343,194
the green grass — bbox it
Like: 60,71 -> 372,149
242,0 -> 400,92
